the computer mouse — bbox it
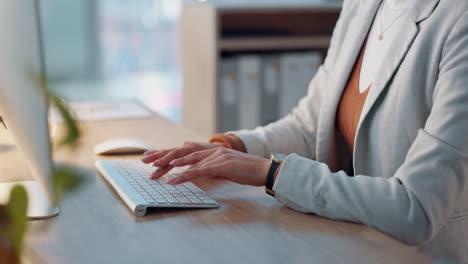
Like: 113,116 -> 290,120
94,138 -> 154,155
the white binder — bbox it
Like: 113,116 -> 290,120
238,55 -> 261,129
218,57 -> 239,132
279,52 -> 322,118
261,55 -> 280,125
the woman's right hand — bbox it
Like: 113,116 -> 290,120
141,141 -> 222,179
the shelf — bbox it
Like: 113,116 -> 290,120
181,1 -> 340,136
197,0 -> 342,12
219,36 -> 331,51
218,6 -> 341,15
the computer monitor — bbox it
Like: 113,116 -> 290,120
0,0 -> 59,218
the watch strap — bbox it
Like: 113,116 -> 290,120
265,159 -> 280,195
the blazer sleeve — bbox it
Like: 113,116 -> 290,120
229,1 -> 351,159
272,11 -> 468,245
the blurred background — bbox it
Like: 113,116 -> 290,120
40,0 -> 183,122
39,0 -> 341,136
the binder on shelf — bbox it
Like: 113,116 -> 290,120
279,52 -> 322,118
218,57 -> 239,132
261,55 -> 280,125
238,55 -> 261,130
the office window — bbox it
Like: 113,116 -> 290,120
41,0 -> 183,123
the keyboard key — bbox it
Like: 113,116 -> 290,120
166,198 -> 180,204
202,199 -> 218,205
155,199 -> 167,204
189,197 -> 203,204
177,198 -> 192,204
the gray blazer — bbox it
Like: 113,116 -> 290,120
232,0 -> 468,261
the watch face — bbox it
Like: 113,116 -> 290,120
271,153 -> 287,163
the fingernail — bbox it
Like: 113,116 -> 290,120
152,159 -> 161,166
169,159 -> 177,166
149,168 -> 161,179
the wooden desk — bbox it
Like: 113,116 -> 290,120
0,115 -> 431,263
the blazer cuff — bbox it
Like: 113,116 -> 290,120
272,153 -> 327,214
227,129 -> 269,158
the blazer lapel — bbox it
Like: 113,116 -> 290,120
354,0 -> 440,170
356,14 -> 418,137
316,0 -> 382,168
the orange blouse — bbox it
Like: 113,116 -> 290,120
336,40 -> 370,155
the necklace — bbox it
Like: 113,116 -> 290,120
378,2 -> 407,41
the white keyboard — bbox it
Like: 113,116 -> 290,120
95,159 -> 219,216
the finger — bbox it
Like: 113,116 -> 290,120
141,149 -> 171,163
172,148 -> 230,173
169,148 -> 221,167
180,148 -> 236,173
166,164 -> 226,185
152,146 -> 197,168
143,150 -> 157,156
149,165 -> 174,180
185,153 -> 228,171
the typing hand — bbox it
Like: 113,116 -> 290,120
164,147 -> 270,187
141,142 -> 222,179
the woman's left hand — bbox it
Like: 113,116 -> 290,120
161,147 -> 271,187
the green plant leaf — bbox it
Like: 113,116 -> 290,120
5,186 -> 28,254
49,92 -> 80,148
30,73 -> 81,148
52,166 -> 87,205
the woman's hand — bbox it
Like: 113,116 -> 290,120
141,141 -> 222,179
163,147 -> 271,187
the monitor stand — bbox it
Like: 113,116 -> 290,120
0,181 -> 59,219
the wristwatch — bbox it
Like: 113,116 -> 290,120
265,153 -> 286,196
